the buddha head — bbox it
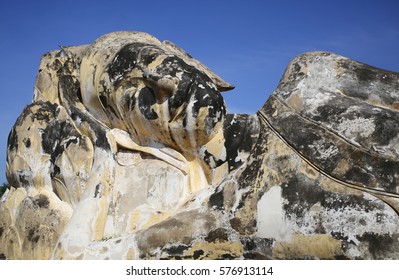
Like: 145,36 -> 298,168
80,31 -> 234,152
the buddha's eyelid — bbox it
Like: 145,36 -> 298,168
137,45 -> 164,60
142,69 -> 162,81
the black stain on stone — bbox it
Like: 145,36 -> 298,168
31,101 -> 59,123
165,244 -> 189,255
229,217 -> 245,235
94,184 -> 101,198
154,56 -> 185,79
0,226 -> 3,238
241,237 -> 274,259
51,164 -> 61,178
7,127 -> 18,151
24,138 -> 31,148
76,87 -> 83,103
353,66 -> 375,83
208,187 -> 224,210
18,174 -> 30,187
41,119 -> 77,164
331,231 -> 356,253
337,58 -> 399,104
205,228 -> 228,243
202,149 -> 224,169
275,61 -> 307,96
0,253 -> 6,260
5,102 -> 54,153
223,114 -> 259,172
168,75 -> 193,115
344,157 -> 399,193
68,106 -> 110,150
357,233 -> 399,259
281,175 -> 377,220
372,116 -> 399,146
107,42 -> 147,86
237,124 -> 267,186
35,194 -> 50,208
334,254 -> 351,260
121,93 -> 136,113
99,94 -> 119,119
344,166 -> 374,188
313,97 -> 353,124
138,87 -> 158,120
27,228 -> 40,243
243,252 -> 270,259
193,250 -> 204,260
189,76 -> 225,130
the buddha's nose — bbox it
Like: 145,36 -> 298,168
143,72 -> 179,103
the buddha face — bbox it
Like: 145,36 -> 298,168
80,33 -> 226,152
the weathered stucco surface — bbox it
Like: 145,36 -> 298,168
1,32 -> 399,259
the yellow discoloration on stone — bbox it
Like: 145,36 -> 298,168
203,129 -> 225,159
211,162 -> 228,187
93,197 -> 110,240
187,158 -> 209,194
272,234 -> 342,259
126,247 -> 136,260
142,211 -> 173,230
0,187 -> 73,259
4,188 -> 27,215
286,91 -> 304,111
128,210 -> 140,232
318,176 -> 362,196
185,241 -> 244,259
148,53 -> 169,71
333,159 -> 351,175
298,162 -> 319,181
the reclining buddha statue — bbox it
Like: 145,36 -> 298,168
1,31 -> 399,259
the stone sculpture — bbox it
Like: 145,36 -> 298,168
1,31 -> 399,259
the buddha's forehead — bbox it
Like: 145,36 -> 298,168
107,42 -> 171,73
107,42 -> 199,85
111,42 -> 168,61
81,32 -> 166,79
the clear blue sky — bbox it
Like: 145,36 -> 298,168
1,0 -> 398,184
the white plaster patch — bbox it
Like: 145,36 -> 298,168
303,90 -> 334,115
256,186 -> 292,241
337,117 -> 375,140
308,140 -> 339,161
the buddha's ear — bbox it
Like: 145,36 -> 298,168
162,40 -> 235,92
